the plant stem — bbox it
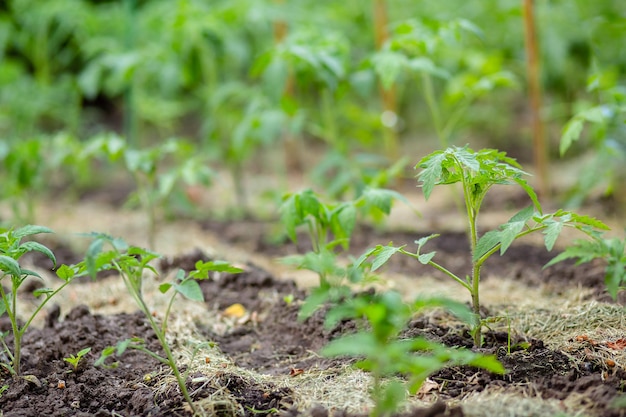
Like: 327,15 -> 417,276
118,269 -> 198,415
0,281 -> 19,376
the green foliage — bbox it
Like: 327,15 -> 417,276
63,347 -> 91,371
322,291 -> 504,417
0,225 -> 63,376
361,146 -> 609,347
559,65 -> 626,207
546,234 -> 626,300
279,187 -> 406,286
85,233 -> 243,414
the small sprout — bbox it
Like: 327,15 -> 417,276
283,294 -> 294,305
63,347 -> 91,371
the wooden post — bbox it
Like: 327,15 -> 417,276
274,0 -> 303,172
522,0 -> 549,199
373,0 -> 399,160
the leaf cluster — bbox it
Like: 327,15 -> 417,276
321,291 -> 504,417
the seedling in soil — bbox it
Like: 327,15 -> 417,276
85,234 -> 242,415
279,187 -> 406,317
63,347 -> 91,371
364,146 -> 609,346
322,291 -> 505,417
0,225 -> 59,377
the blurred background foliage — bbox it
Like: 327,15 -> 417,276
0,0 -> 624,217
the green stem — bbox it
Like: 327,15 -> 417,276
0,281 -> 18,376
399,249 -> 471,292
117,265 -> 198,415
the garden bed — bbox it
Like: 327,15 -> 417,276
2,196 -> 625,417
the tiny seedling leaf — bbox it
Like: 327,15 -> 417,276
32,288 -> 54,297
56,264 -> 76,281
175,280 -> 204,302
158,283 -> 173,294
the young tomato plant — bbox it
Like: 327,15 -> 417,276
322,291 -> 504,417
279,187 -> 406,318
365,146 -> 609,346
84,233 -> 242,415
63,347 -> 91,372
0,225 -> 60,377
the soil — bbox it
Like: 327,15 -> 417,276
2,212 -> 625,416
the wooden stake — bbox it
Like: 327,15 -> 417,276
522,0 -> 549,199
373,0 -> 399,160
274,0 -> 303,172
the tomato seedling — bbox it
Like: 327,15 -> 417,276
84,233 -> 242,415
63,347 -> 91,371
0,225 -> 61,377
364,146 -> 609,346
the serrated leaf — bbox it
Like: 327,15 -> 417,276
512,178 -> 542,213
416,151 -> 447,200
473,230 -> 501,261
560,117 -> 584,156
175,280 -> 204,302
499,207 -> 534,254
417,251 -> 436,264
370,245 -> 403,272
569,213 -> 610,230
542,220 -> 563,251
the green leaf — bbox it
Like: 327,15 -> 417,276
416,151 -> 447,200
542,219 -> 563,252
33,287 -> 53,297
321,332 -> 379,358
512,177 -> 542,213
158,283 -> 173,294
370,245 -> 404,272
473,230 -> 500,261
331,203 -> 357,244
0,255 -> 20,277
56,264 -> 76,281
412,296 -> 474,324
298,285 -> 332,321
174,279 -> 204,302
20,241 -> 56,268
467,355 -> 506,374
499,207 -> 534,254
13,225 -> 53,239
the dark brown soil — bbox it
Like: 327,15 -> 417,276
201,220 -> 618,303
0,304 -> 295,417
3,219 -> 624,416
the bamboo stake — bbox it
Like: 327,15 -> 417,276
372,0 -> 399,160
522,0 -> 549,199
